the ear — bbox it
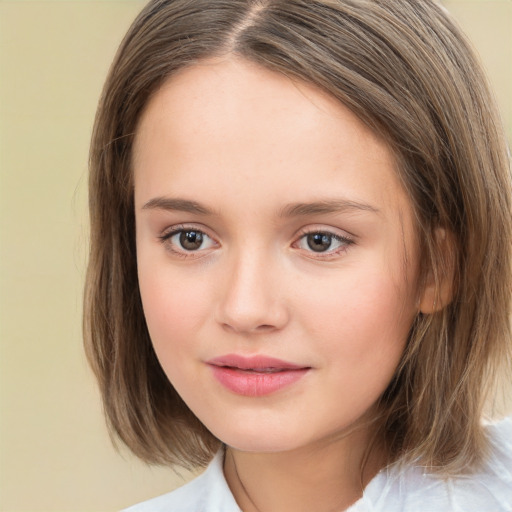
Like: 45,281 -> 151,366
418,228 -> 456,314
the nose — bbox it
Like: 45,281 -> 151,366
215,250 -> 289,334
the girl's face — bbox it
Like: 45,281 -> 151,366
134,58 -> 421,454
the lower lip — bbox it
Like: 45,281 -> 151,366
209,365 -> 309,397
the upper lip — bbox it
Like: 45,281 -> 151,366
207,354 -> 308,371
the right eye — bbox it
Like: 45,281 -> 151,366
159,227 -> 217,257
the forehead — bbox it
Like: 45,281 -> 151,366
133,57 -> 410,219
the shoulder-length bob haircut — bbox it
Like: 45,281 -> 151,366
85,0 -> 512,472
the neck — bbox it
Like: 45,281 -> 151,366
223,426 -> 385,512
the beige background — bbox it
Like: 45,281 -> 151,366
0,1 -> 510,511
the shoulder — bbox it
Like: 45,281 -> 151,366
121,451 -> 241,512
477,415 -> 512,506
354,416 -> 512,512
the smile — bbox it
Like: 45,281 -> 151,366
206,354 -> 311,397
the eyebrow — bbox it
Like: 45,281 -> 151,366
142,197 -> 214,215
141,196 -> 379,218
278,199 -> 380,217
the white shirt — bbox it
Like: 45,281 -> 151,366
123,417 -> 512,511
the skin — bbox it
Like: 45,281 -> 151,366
134,57 -> 426,511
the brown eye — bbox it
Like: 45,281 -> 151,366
295,230 -> 353,258
306,233 -> 333,252
160,228 -> 216,255
179,230 -> 204,251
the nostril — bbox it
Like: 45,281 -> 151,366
221,322 -> 276,334
256,324 -> 275,331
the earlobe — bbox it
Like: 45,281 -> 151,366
418,228 -> 456,314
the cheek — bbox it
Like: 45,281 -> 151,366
137,258 -> 212,360
298,266 -> 414,369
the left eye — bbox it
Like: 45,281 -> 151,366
296,232 -> 351,253
164,229 -> 216,252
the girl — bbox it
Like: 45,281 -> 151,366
84,1 -> 512,510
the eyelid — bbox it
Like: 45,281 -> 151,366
159,222 -> 214,239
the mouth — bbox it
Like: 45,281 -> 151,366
206,354 -> 311,396
225,367 -> 289,373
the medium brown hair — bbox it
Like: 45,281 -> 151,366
84,0 -> 512,472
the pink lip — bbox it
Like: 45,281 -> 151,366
206,354 -> 310,397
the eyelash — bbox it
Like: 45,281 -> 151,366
158,225 -> 354,259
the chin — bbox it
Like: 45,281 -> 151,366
224,436 -> 301,454
207,421 -> 315,454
